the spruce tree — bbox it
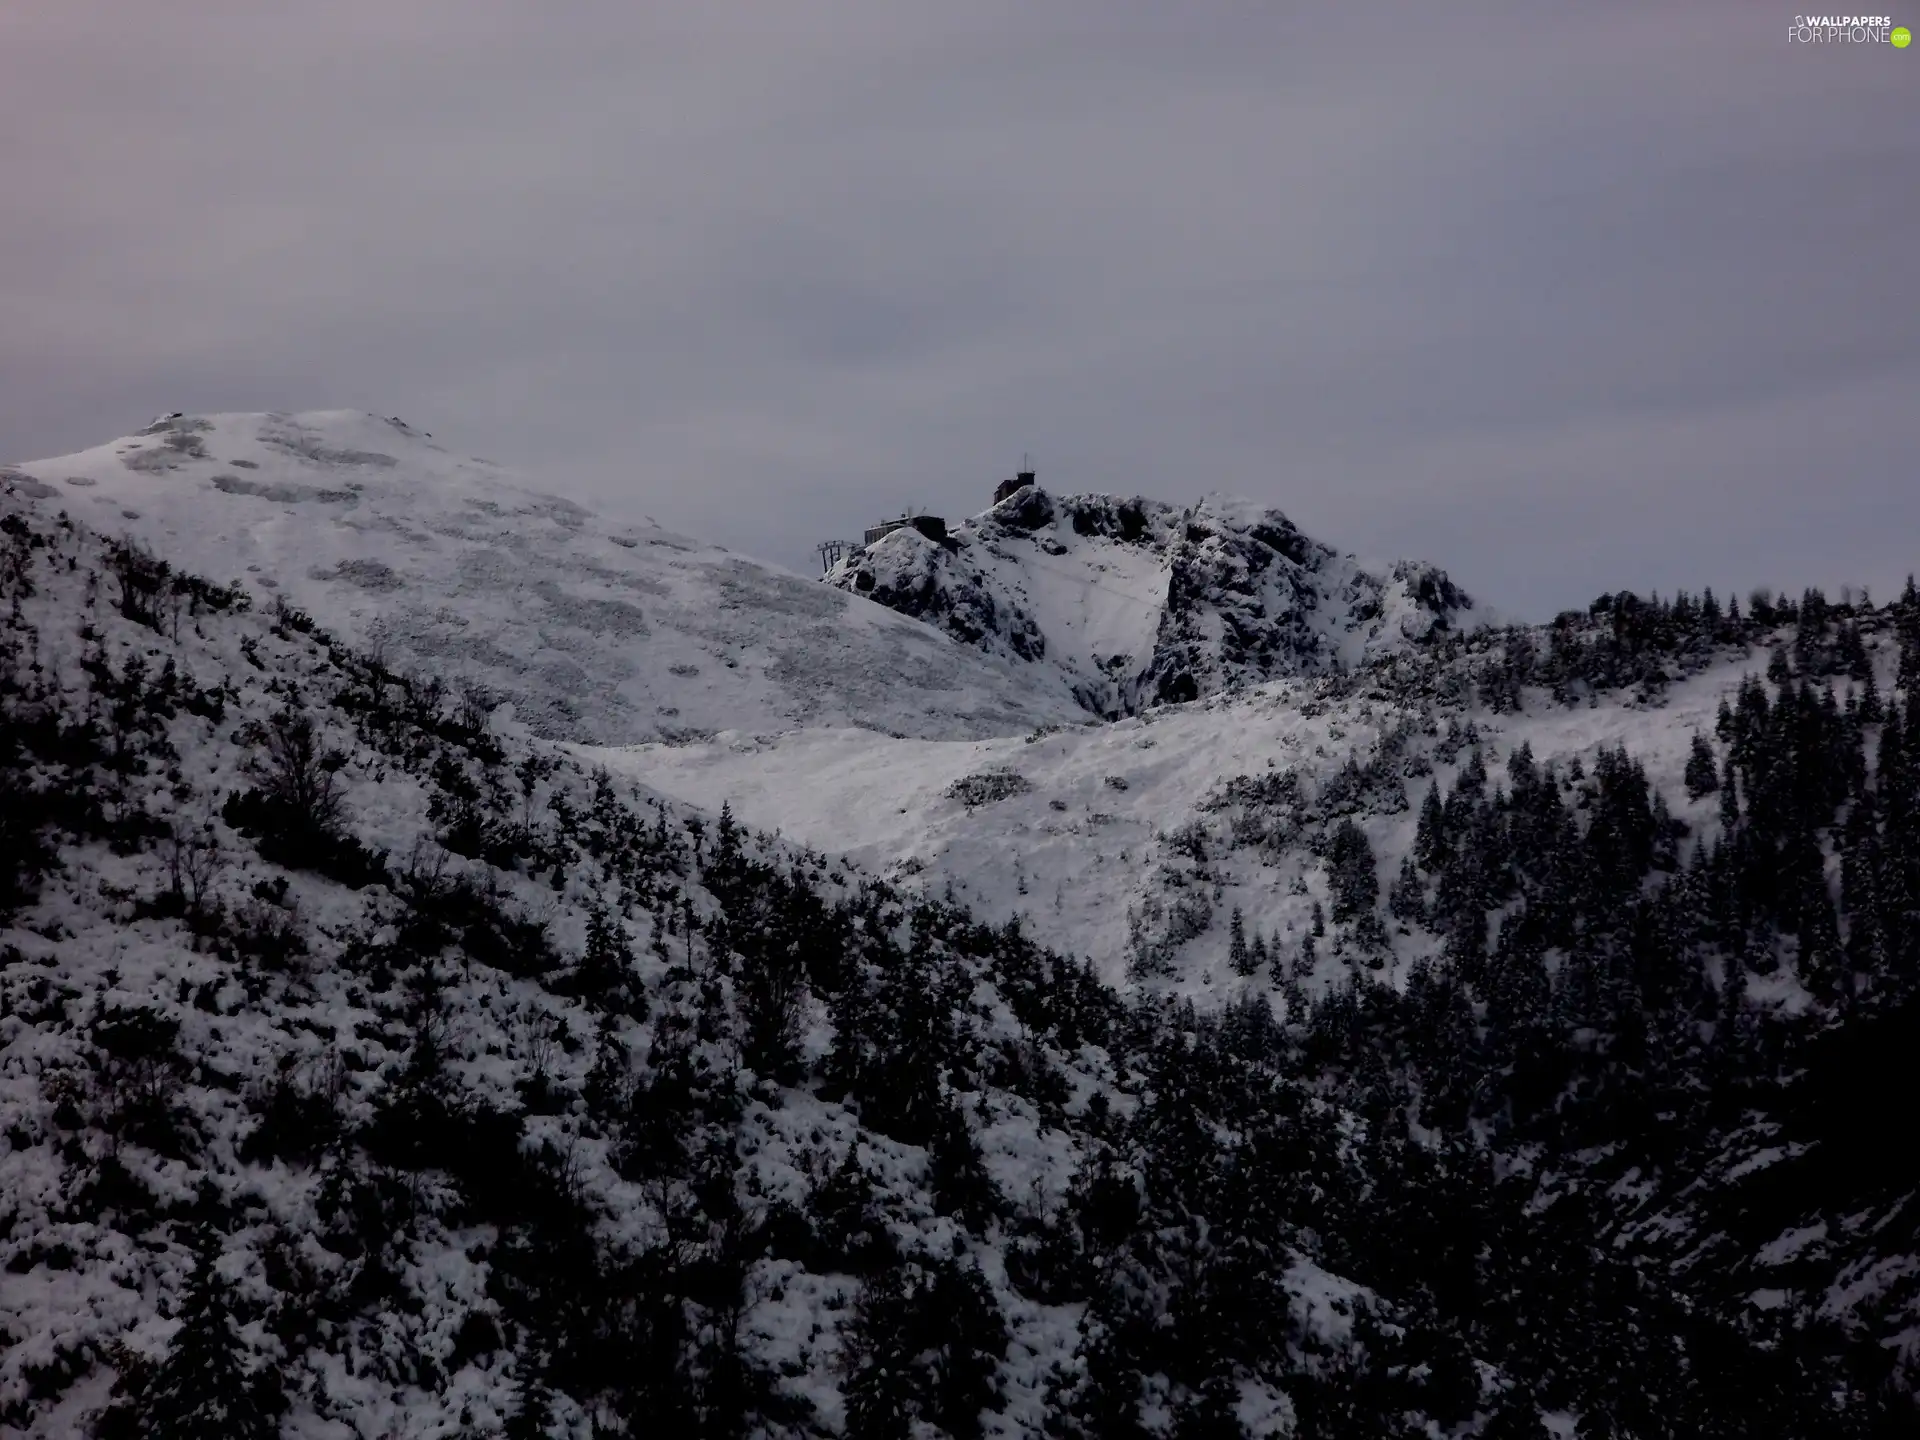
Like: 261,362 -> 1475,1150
921,1259 -> 1010,1438
1838,620 -> 1871,682
1684,734 -> 1720,800
842,1268 -> 917,1440
807,1144 -> 895,1275
1294,931 -> 1317,979
1458,746 -> 1489,796
1327,820 -> 1379,923
1227,907 -> 1254,976
503,1374 -> 555,1440
572,901 -> 638,1014
1719,756 -> 1741,831
1170,1375 -> 1247,1439
1388,855 -> 1425,923
1415,782 -> 1447,871
120,1232 -> 280,1440
1898,582 -> 1920,694
928,1093 -> 1001,1231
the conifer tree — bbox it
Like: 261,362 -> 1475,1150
1838,620 -> 1871,682
1415,782 -> 1447,871
704,799 -> 747,904
1897,579 -> 1920,694
1294,930 -> 1317,979
1053,1281 -> 1152,1440
1719,756 -> 1741,831
1227,907 -> 1254,976
928,1093 -> 1001,1230
1684,734 -> 1720,800
1170,1375 -> 1247,1439
1327,821 -> 1379,923
738,927 -> 807,1084
1860,664 -> 1883,724
842,1268 -> 917,1440
572,901 -> 639,1014
1458,745 -> 1489,796
807,1143 -> 896,1276
921,1258 -> 1010,1438
502,1374 -> 554,1440
1388,854 -> 1425,923
109,1231 -> 281,1440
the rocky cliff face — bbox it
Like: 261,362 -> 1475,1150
827,485 -> 1482,718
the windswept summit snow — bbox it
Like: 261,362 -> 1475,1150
1,412 -> 1089,744
826,484 -> 1486,718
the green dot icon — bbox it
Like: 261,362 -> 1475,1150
1895,25 -> 1913,46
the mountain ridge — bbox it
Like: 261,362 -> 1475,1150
2,411 -> 1092,746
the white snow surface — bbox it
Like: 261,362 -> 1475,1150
599,653 -> 1765,997
2,412 -> 1089,745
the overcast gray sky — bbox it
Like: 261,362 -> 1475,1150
2,3 -> 1913,617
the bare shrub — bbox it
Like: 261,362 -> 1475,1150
245,708 -> 345,836
163,819 -> 224,925
105,539 -> 184,636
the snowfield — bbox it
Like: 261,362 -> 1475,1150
597,652 -> 1767,998
3,412 -> 1089,745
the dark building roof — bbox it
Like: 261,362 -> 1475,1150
863,514 -> 947,547
994,470 -> 1036,505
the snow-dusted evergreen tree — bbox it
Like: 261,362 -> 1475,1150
96,1231 -> 280,1440
1684,732 -> 1720,799
1227,906 -> 1254,976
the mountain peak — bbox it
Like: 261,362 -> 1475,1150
827,481 -> 1485,717
6,410 -> 1089,744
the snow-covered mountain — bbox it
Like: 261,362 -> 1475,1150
1,412 -> 1089,745
4,437 -> 1920,1436
5,409 -> 1920,1437
601,591 -> 1920,1404
825,484 -> 1485,718
0,481 -> 1612,1439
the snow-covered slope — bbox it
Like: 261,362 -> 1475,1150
826,485 -> 1486,718
596,654 -> 1758,997
3,456 -> 1914,1436
0,489 -> 1582,1438
1,412 -> 1088,744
